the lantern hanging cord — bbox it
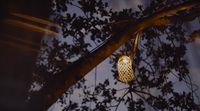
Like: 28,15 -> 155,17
94,67 -> 97,87
130,32 -> 141,58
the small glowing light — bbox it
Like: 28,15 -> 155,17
117,55 -> 134,83
122,57 -> 129,63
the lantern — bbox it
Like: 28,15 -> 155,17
117,55 -> 134,83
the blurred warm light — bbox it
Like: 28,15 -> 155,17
117,55 -> 134,83
11,13 -> 60,28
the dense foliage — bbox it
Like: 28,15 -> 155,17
30,0 -> 200,110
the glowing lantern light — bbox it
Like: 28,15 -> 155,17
117,55 -> 134,83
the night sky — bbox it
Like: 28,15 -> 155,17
47,0 -> 200,111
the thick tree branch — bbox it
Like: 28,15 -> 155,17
29,1 -> 200,110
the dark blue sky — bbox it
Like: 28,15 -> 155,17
48,0 -> 200,110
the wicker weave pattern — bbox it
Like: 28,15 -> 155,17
117,56 -> 134,83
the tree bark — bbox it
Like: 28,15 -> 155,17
30,1 -> 200,110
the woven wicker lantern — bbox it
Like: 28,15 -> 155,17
117,55 -> 134,83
